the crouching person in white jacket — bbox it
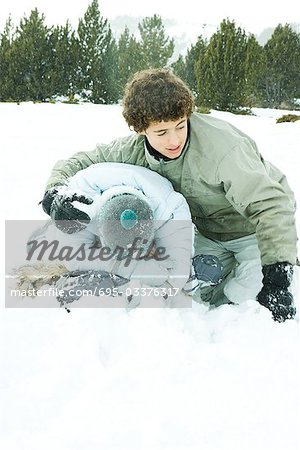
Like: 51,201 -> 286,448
28,163 -> 223,307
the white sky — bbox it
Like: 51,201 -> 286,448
0,0 -> 299,34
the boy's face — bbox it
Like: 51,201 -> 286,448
140,117 -> 188,159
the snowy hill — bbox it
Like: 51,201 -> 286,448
1,102 -> 299,450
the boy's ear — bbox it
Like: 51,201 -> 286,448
138,130 -> 146,136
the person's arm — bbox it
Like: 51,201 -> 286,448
217,139 -> 297,321
217,140 -> 297,266
40,144 -> 113,226
41,135 -> 144,230
45,134 -> 143,190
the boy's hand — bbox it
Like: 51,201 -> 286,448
256,262 -> 296,322
257,285 -> 296,322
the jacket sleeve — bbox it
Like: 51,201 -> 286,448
217,139 -> 297,266
46,146 -> 107,190
45,134 -> 142,190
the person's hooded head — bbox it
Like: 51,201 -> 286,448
97,186 -> 155,250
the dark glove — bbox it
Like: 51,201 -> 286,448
256,262 -> 296,322
50,192 -> 93,234
40,187 -> 59,216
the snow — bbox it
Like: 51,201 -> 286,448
1,102 -> 300,450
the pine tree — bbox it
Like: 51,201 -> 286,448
99,28 -> 120,104
262,24 -> 300,107
244,34 -> 264,106
9,9 -> 53,101
171,54 -> 186,82
76,0 -> 112,103
172,36 -> 207,96
195,19 -> 249,111
48,21 -> 78,98
138,14 -> 174,68
185,37 -> 207,95
0,15 -> 15,101
116,26 -> 143,97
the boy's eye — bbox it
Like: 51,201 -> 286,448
155,124 -> 186,136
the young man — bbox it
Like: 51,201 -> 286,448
42,69 -> 298,321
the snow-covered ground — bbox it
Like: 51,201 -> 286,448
1,102 -> 300,450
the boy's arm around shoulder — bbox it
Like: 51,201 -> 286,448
45,134 -> 144,190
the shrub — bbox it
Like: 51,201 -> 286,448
233,107 -> 254,115
276,114 -> 300,123
196,105 -> 211,114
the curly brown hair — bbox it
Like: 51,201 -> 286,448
122,68 -> 195,132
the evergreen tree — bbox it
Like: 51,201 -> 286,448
172,36 -> 207,96
0,15 -> 15,100
9,9 -> 53,101
116,26 -> 143,97
244,34 -> 265,106
76,0 -> 113,103
185,37 -> 207,95
262,24 -> 300,107
195,19 -> 249,111
171,54 -> 186,82
138,14 -> 174,68
48,21 -> 78,98
99,28 -> 120,103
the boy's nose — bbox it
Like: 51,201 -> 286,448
168,133 -> 180,147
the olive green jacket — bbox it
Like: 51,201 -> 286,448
46,112 -> 298,266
